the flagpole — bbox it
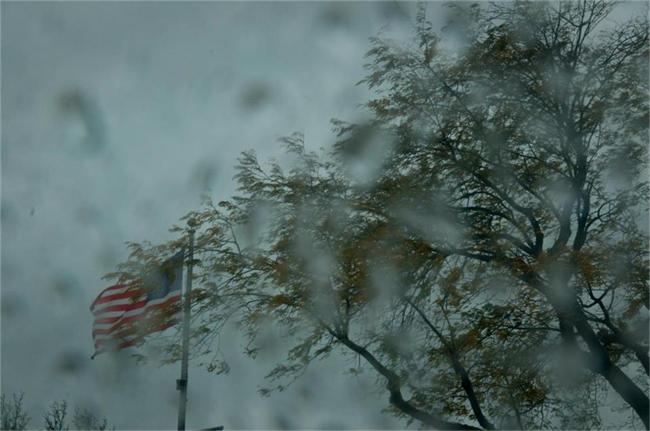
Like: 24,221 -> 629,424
177,223 -> 195,431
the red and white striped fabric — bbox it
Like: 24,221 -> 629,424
91,252 -> 183,357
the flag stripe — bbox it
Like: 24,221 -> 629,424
94,316 -> 123,325
97,284 -> 129,297
92,294 -> 180,332
90,285 -> 132,309
92,299 -> 148,316
92,294 -> 180,336
103,284 -> 128,293
93,293 -> 180,320
91,290 -> 142,309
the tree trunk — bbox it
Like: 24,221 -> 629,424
548,291 -> 649,429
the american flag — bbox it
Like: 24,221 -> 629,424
91,251 -> 184,357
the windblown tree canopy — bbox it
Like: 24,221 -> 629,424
109,2 -> 649,429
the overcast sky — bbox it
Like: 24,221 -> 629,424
0,2 -> 453,429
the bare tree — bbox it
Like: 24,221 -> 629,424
1,393 -> 30,430
44,401 -> 68,431
71,408 -> 111,431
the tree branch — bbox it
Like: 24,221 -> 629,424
405,297 -> 496,430
329,329 -> 482,430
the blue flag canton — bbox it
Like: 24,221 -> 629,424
147,251 -> 184,301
